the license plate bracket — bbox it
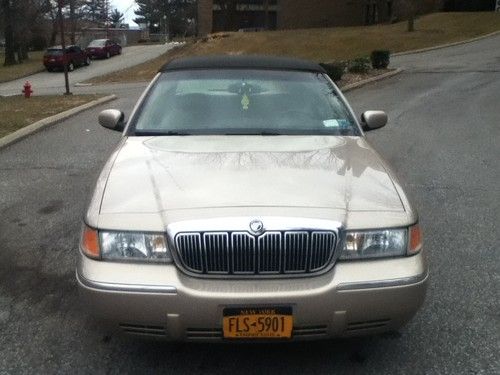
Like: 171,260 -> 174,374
223,306 -> 293,339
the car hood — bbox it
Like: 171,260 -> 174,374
99,136 -> 405,217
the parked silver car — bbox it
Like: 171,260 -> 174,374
77,56 -> 427,341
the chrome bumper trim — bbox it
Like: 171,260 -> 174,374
336,270 -> 428,291
76,271 -> 177,294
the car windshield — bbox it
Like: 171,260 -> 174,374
88,40 -> 106,47
132,69 -> 360,136
46,49 -> 63,56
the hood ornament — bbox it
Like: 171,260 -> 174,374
249,220 -> 264,235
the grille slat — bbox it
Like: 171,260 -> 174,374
284,232 -> 309,272
176,233 -> 203,273
203,233 -> 229,274
176,230 -> 336,276
258,232 -> 281,274
232,232 -> 256,274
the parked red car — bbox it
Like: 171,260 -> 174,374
43,45 -> 91,72
85,39 -> 122,59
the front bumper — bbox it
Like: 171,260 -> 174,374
77,252 -> 428,341
44,62 -> 64,69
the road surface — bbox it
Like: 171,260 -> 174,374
0,34 -> 499,374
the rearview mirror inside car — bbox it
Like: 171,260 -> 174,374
98,109 -> 125,132
361,111 -> 388,131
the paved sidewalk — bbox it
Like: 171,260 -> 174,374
0,43 -> 176,96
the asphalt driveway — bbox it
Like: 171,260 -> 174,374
0,35 -> 499,374
0,43 -> 178,96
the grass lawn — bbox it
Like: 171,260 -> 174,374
89,12 -> 500,84
0,94 -> 103,139
0,51 -> 46,83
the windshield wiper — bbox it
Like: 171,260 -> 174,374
134,130 -> 192,136
225,131 -> 282,136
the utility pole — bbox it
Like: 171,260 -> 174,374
58,0 -> 71,95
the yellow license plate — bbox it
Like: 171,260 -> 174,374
223,307 -> 293,339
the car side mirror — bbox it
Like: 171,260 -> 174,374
98,109 -> 125,132
361,111 -> 388,131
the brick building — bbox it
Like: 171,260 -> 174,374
197,0 -> 443,36
443,0 -> 496,11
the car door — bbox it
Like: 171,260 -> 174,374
64,46 -> 74,66
105,40 -> 112,56
111,41 -> 118,55
73,46 -> 84,65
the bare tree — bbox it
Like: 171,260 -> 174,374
401,0 -> 416,32
1,0 -> 16,66
264,0 -> 269,30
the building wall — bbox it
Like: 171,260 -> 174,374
198,0 -> 214,36
443,0 -> 495,11
198,0 -> 443,35
278,0 -> 363,29
278,0 -> 443,30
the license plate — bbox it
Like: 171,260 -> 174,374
223,307 -> 293,339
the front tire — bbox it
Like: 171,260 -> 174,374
84,57 -> 91,66
106,51 -> 110,59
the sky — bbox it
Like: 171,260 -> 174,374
111,0 -> 138,26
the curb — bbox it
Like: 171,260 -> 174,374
0,94 -> 117,150
392,30 -> 500,57
341,68 -> 403,93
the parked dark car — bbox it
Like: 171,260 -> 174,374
85,39 -> 122,59
43,45 -> 91,72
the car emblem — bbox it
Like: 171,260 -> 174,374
249,220 -> 264,235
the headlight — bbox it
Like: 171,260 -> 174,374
340,228 -> 408,260
99,231 -> 172,262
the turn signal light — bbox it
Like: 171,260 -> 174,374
408,224 -> 423,255
81,225 -> 100,259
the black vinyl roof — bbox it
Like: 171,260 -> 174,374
160,55 -> 326,74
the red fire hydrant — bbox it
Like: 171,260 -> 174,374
22,81 -> 33,98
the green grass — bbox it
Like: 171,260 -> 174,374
0,51 -> 46,83
88,12 -> 500,84
0,95 -> 103,139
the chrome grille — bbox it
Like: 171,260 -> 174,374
175,230 -> 336,276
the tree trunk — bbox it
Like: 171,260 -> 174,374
47,1 -> 58,46
50,23 -> 58,46
20,44 -> 29,61
70,0 -> 76,44
407,14 -> 415,32
2,0 -> 17,66
264,0 -> 269,30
